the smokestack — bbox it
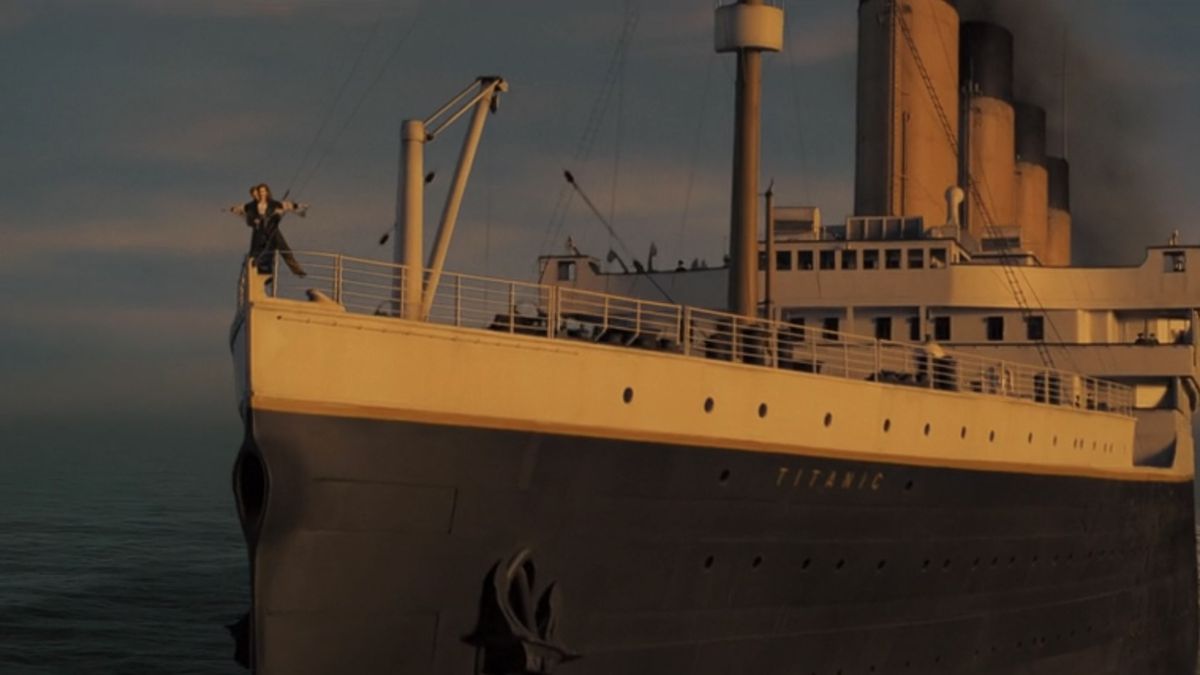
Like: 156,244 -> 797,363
1014,102 -> 1049,261
854,0 -> 960,230
1046,156 -> 1072,265
960,22 -> 1016,240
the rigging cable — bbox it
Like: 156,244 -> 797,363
538,4 -> 641,259
282,18 -> 383,199
564,170 -> 674,304
609,0 -> 635,252
781,0 -> 812,204
292,1 -> 431,199
896,12 -> 1073,371
676,52 -> 718,261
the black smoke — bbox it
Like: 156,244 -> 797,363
957,0 -> 1168,264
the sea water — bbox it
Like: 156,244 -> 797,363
0,414 -> 1196,673
0,414 -> 245,675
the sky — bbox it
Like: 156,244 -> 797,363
1,0 -> 1198,422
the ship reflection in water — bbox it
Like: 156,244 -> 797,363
229,0 -> 1198,673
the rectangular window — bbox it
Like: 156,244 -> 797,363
908,317 -> 922,341
885,249 -> 902,269
775,250 -> 793,271
822,317 -> 840,341
874,317 -> 892,340
863,250 -> 879,270
1165,251 -> 1186,273
557,260 -> 576,281
788,316 -> 806,342
1026,316 -> 1045,341
907,248 -> 925,269
757,251 -> 768,271
933,316 -> 951,341
986,316 -> 1005,341
842,250 -> 858,270
819,250 -> 836,270
930,248 -> 948,268
798,251 -> 814,270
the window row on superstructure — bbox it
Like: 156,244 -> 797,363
761,245 -> 952,272
779,310 -> 1195,346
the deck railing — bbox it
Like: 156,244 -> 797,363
260,251 -> 1134,416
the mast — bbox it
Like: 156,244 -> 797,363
715,0 -> 783,316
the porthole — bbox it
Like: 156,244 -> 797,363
801,558 -> 812,570
923,423 -> 932,436
758,403 -> 768,418
960,426 -> 967,439
752,555 -> 763,569
823,412 -> 833,427
718,469 -> 731,485
876,559 -> 887,571
883,418 -> 891,432
1053,436 -> 1058,446
622,387 -> 634,403
989,430 -> 996,442
704,397 -> 714,413
904,480 -> 914,491
922,559 -> 931,571
834,559 -> 845,571
703,555 -> 715,570
1027,432 -> 1034,444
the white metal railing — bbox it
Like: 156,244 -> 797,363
260,251 -> 1134,416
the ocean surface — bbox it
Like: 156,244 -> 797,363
1,413 -> 1197,674
0,414 -> 246,675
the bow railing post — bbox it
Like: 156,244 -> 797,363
454,274 -> 462,327
508,282 -> 516,334
682,307 -> 692,356
333,254 -> 343,303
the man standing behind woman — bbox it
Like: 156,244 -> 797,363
229,183 -> 310,276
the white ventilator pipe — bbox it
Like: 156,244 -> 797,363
397,119 -> 426,320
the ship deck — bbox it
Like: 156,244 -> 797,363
241,250 -> 1134,418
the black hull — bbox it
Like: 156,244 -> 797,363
235,409 -> 1197,674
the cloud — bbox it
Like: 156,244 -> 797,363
1,352 -> 234,417
782,6 -> 856,66
2,213 -> 241,262
0,0 -> 32,33
10,304 -> 231,343
114,111 -> 304,166
116,0 -> 415,21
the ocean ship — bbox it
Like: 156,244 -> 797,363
228,1 -> 1198,673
